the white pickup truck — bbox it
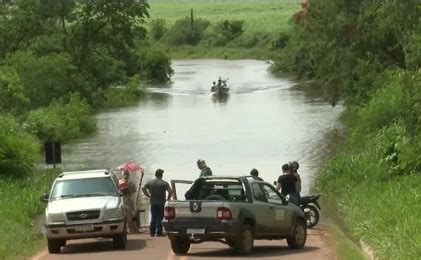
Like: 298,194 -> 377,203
41,169 -> 126,254
163,176 -> 307,255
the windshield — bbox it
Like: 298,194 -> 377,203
51,177 -> 118,200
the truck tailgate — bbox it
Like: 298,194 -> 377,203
168,200 -> 225,221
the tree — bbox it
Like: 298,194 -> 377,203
0,66 -> 29,114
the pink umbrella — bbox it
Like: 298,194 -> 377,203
118,162 -> 144,173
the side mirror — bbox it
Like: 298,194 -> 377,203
40,194 -> 49,203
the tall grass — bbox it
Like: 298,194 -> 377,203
0,170 -> 59,259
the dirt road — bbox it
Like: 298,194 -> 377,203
31,225 -> 335,260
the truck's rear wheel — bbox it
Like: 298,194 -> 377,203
234,224 -> 254,254
113,233 -> 127,249
287,220 -> 306,249
47,238 -> 62,254
170,236 -> 190,254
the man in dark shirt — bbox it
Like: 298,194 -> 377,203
142,169 -> 173,237
276,164 -> 299,205
197,159 -> 212,177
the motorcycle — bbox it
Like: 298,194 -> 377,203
300,194 -> 321,228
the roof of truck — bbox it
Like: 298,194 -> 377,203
57,169 -> 112,180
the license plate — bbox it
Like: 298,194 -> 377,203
186,228 -> 205,234
75,225 -> 94,232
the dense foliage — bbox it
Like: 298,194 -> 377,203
270,0 -> 420,258
0,0 -> 175,176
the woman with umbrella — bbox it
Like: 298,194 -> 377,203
118,162 -> 144,234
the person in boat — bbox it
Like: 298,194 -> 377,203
217,77 -> 222,87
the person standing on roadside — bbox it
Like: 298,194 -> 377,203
289,161 -> 302,201
197,159 -> 212,177
250,168 -> 263,181
119,171 -> 140,234
142,169 -> 173,237
276,164 -> 299,205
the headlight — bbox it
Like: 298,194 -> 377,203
48,213 -> 65,224
104,208 -> 124,220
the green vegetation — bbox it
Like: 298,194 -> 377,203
0,170 -> 59,259
147,0 -> 300,58
329,225 -> 366,260
270,0 -> 420,258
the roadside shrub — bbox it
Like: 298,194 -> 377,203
150,19 -> 167,40
25,94 -> 96,142
0,114 -> 39,176
164,17 -> 210,46
207,20 -> 245,47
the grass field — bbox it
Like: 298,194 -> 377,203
149,0 -> 299,35
148,0 -> 300,58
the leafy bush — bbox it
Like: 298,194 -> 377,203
206,20 -> 244,47
150,19 -> 167,40
138,48 -> 174,83
0,114 -> 39,176
0,66 -> 29,114
5,51 -> 82,108
164,17 -> 210,46
25,94 -> 96,142
94,76 -> 147,108
271,32 -> 290,49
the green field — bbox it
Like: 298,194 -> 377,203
148,0 -> 300,58
149,0 -> 299,35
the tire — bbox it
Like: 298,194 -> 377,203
170,236 -> 191,255
226,238 -> 236,248
233,224 -> 254,255
58,240 -> 66,247
287,220 -> 307,249
303,205 -> 320,229
113,233 -> 127,250
47,238 -> 61,254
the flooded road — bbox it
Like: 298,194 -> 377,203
62,60 -> 342,196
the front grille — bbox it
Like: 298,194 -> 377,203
66,210 -> 100,221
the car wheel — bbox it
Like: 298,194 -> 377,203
234,224 -> 254,254
170,236 -> 190,254
303,205 -> 320,228
113,233 -> 127,249
287,220 -> 307,249
47,238 -> 61,254
226,238 -> 236,248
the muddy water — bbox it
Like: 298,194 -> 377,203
62,60 -> 342,204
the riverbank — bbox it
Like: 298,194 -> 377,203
269,1 -> 421,259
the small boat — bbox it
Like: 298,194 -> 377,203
211,86 -> 229,94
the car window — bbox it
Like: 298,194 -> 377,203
262,184 -> 283,204
251,183 -> 267,202
51,177 -> 118,199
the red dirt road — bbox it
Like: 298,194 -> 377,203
31,225 -> 335,260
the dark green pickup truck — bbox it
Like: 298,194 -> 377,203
163,176 -> 306,255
